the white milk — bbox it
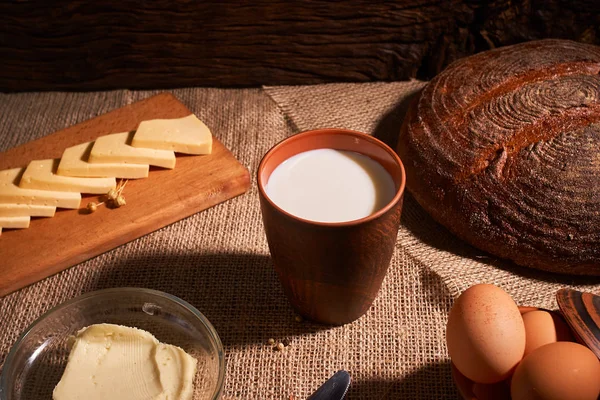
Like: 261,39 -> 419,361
265,148 -> 396,223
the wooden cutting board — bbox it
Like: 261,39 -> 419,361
0,93 -> 251,296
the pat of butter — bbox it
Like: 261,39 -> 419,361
90,132 -> 176,169
0,168 -> 81,209
21,159 -> 116,194
132,114 -> 213,155
57,142 -> 149,179
53,324 -> 197,400
0,216 -> 30,229
0,204 -> 56,217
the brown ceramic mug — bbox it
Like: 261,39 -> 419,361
257,128 -> 406,325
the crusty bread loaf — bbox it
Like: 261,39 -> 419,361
397,39 -> 600,275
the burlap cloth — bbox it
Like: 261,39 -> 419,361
1,83 -> 599,399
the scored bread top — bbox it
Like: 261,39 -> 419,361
398,39 -> 600,275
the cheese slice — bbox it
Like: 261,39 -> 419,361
57,142 -> 149,179
0,216 -> 30,229
0,168 -> 81,209
90,132 -> 176,169
21,159 -> 116,194
0,204 -> 56,217
132,114 -> 213,155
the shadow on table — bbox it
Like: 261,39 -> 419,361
346,360 -> 457,399
90,252 -> 329,349
400,192 -> 600,285
371,88 -> 418,151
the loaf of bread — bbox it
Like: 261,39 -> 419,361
397,39 -> 600,275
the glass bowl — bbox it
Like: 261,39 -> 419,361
0,288 -> 225,400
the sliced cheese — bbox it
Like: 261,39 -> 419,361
0,204 -> 56,217
0,168 -> 81,209
90,132 -> 176,169
0,216 -> 30,229
57,142 -> 149,179
132,114 -> 213,155
21,159 -> 117,194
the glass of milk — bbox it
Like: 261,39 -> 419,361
258,128 -> 406,325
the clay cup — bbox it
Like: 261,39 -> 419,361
257,128 -> 406,325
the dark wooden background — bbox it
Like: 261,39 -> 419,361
1,0 -> 599,92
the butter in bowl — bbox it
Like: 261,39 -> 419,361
0,288 -> 224,400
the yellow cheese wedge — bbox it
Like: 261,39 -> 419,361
0,168 -> 81,209
132,114 -> 213,155
57,142 -> 149,179
0,204 -> 56,217
21,159 -> 117,194
0,216 -> 30,229
90,132 -> 176,169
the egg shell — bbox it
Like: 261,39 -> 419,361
519,306 -> 541,315
446,284 -> 525,384
511,341 -> 600,400
522,310 -> 574,356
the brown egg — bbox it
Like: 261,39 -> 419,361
446,284 -> 526,384
519,306 -> 540,315
522,310 -> 574,356
511,341 -> 600,400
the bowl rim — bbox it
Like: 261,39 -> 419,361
0,287 -> 225,400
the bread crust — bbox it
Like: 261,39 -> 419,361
397,39 -> 600,275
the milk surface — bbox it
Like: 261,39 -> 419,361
265,149 -> 396,223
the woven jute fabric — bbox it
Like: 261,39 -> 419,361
1,84 -> 599,399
